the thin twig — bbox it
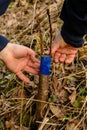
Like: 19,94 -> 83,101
36,121 -> 59,126
47,8 -> 52,55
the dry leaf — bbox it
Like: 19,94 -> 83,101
5,121 -> 12,129
69,90 -> 77,105
11,127 -> 18,130
5,120 -> 15,129
50,105 -> 65,119
51,77 -> 69,103
18,126 -> 29,130
10,125 -> 29,130
65,119 -> 81,130
57,88 -> 69,103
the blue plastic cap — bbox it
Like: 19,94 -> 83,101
40,55 -> 51,75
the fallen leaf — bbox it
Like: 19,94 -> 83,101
51,77 -> 69,103
57,88 -> 69,103
50,105 -> 66,120
69,90 -> 77,105
5,120 -> 15,129
18,126 -> 29,130
65,119 -> 81,130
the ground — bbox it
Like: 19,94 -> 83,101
0,1 -> 87,130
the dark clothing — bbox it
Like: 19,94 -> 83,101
0,0 -> 11,51
0,35 -> 9,51
0,0 -> 87,50
60,0 -> 87,47
0,0 -> 11,15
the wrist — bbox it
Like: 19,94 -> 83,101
0,42 -> 11,62
0,35 -> 9,51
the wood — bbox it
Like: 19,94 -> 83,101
36,74 -> 49,121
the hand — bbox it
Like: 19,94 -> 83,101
51,33 -> 78,63
0,43 -> 40,83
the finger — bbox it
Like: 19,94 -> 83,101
28,60 -> 40,69
59,54 -> 67,62
57,47 -> 78,55
31,56 -> 40,64
65,54 -> 75,63
27,48 -> 40,63
51,43 -> 59,56
54,52 -> 61,63
24,66 -> 39,75
16,71 -> 30,83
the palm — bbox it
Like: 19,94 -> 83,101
51,33 -> 78,63
0,43 -> 40,83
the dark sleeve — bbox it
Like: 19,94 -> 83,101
0,0 -> 11,15
0,0 -> 11,51
60,0 -> 87,48
0,35 -> 9,51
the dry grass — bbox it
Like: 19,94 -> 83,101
0,0 -> 87,130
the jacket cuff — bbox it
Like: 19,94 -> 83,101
61,23 -> 84,48
0,35 -> 9,51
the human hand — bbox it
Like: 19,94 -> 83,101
51,33 -> 78,63
0,43 -> 40,83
